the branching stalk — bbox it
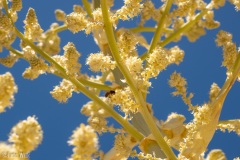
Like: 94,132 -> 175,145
3,0 -> 144,142
100,0 -> 177,159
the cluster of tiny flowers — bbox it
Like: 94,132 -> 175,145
124,56 -> 152,91
139,1 -> 155,26
109,87 -> 140,115
37,23 -> 61,55
66,6 -> 88,33
86,52 -> 116,72
144,46 -> 184,79
8,116 -> 43,153
0,51 -> 19,67
114,0 -> 143,20
68,124 -> 99,160
169,71 -> 194,109
215,30 -> 238,75
131,150 -> 161,160
217,119 -> 240,135
50,79 -> 76,103
172,0 -> 193,17
22,46 -> 48,80
23,8 -> 43,41
124,56 -> 143,79
209,83 -> 220,103
0,72 -> 17,113
81,99 -> 110,118
81,99 -> 121,134
117,29 -> 138,59
0,9 -> 16,51
63,42 -> 81,76
113,134 -> 135,159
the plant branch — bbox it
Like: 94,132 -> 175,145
3,0 -> 144,142
82,0 -> 93,18
100,0 -> 177,159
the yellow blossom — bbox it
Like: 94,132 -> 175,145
115,0 -> 143,20
169,71 -> 194,110
217,119 -> 240,135
0,52 -> 19,67
66,12 -> 88,33
113,134 -> 135,158
22,46 -> 48,80
8,116 -> 43,153
86,52 -> 116,72
209,83 -> 220,103
10,0 -> 22,12
63,42 -> 81,76
37,23 -> 61,55
0,72 -> 17,113
24,8 -> 43,41
68,124 -> 99,160
50,79 -> 76,103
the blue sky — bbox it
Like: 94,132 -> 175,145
0,0 -> 240,159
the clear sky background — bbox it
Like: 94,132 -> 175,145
0,0 -> 240,159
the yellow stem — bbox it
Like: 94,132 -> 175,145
148,0 -> 173,54
82,0 -> 93,18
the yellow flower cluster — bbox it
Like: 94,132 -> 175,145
0,52 -> 18,67
113,134 -> 135,158
63,42 -> 81,76
144,46 -> 184,79
8,116 -> 43,153
169,72 -> 194,110
38,23 -> 61,55
23,8 -> 43,41
0,72 -> 17,113
109,87 -> 140,115
217,119 -> 240,135
216,30 -> 238,77
22,46 -> 48,80
0,11 -> 16,51
68,124 -> 99,160
86,52 -> 116,72
50,79 -> 76,103
115,0 -> 143,20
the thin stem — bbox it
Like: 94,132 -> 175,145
100,0 -> 177,159
53,24 -> 68,33
142,0 -> 173,100
130,27 -> 156,33
159,8 -> 209,47
3,0 -> 144,142
82,0 -> 93,18
148,0 -> 173,54
8,47 -> 24,58
130,27 -> 173,33
140,4 -> 210,61
79,78 -> 112,90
